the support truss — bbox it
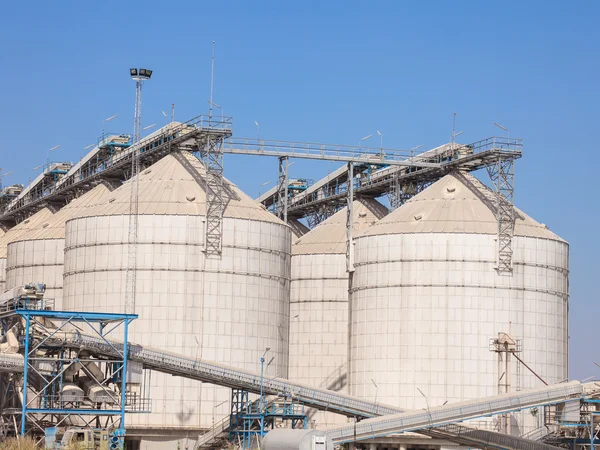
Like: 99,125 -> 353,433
486,156 -> 516,274
276,157 -> 289,222
202,135 -> 226,258
305,204 -> 341,229
346,162 -> 354,273
387,177 -> 433,209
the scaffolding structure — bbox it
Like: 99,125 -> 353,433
0,294 -> 145,447
544,399 -> 600,449
229,389 -> 307,449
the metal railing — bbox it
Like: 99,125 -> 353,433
1,115 -> 233,220
0,297 -> 55,315
225,138 -> 439,167
327,382 -> 583,443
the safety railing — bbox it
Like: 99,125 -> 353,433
327,382 -> 583,443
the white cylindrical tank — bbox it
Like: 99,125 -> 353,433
63,152 -> 291,443
0,208 -> 55,293
350,173 -> 568,436
290,198 -> 387,428
6,184 -> 112,308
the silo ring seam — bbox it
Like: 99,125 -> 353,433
63,268 -> 291,281
350,282 -> 568,298
353,258 -> 569,273
63,242 -> 291,257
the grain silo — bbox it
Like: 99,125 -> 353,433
349,172 -> 568,436
62,151 -> 291,448
289,198 -> 387,428
0,208 -> 54,293
5,183 -> 113,308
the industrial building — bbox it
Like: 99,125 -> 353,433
0,96 -> 585,450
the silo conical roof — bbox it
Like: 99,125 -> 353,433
77,152 -> 283,224
362,172 -> 564,241
13,183 -> 114,241
0,208 -> 55,258
293,198 -> 388,255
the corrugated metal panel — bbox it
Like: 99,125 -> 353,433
293,198 -> 388,255
362,173 -> 565,242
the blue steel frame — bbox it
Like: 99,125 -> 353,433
9,309 -> 137,441
229,388 -> 307,449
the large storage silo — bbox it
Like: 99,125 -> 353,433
350,172 -> 568,436
0,208 -> 54,293
6,184 -> 112,308
63,151 -> 291,447
289,198 -> 387,428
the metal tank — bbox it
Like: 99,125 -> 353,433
289,198 -> 387,428
0,208 -> 54,293
5,184 -> 113,308
350,172 -> 568,437
62,151 -> 291,447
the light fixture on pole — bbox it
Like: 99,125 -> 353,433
417,387 -> 433,424
255,121 -> 260,141
411,144 -> 424,157
259,346 -> 271,414
208,100 -> 223,119
130,68 -> 153,144
493,122 -> 510,138
258,180 -> 272,198
47,145 -> 61,165
371,378 -> 378,408
0,169 -> 12,191
360,134 -> 373,148
376,130 -> 383,157
102,114 -> 118,140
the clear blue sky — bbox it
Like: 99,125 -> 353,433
0,1 -> 598,380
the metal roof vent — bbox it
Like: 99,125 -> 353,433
23,219 -> 30,224
358,213 -> 367,218
414,214 -> 423,221
108,198 -> 116,203
42,223 -> 49,228
143,169 -> 152,175
446,187 -> 456,193
186,196 -> 196,202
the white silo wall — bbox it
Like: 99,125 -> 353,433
62,152 -> 290,445
289,199 -> 387,428
5,184 -> 112,309
0,208 -> 55,294
349,173 -> 569,438
0,258 -> 5,293
6,239 -> 64,303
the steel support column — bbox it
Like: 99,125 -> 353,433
276,157 -> 289,223
346,162 -> 354,273
486,152 -> 516,274
203,136 -> 225,258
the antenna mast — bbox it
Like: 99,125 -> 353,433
209,41 -> 215,121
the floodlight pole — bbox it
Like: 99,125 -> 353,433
126,68 -> 152,316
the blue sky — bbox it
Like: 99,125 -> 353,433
0,1 -> 598,380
